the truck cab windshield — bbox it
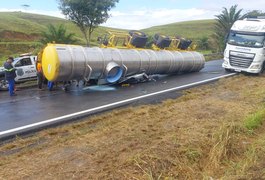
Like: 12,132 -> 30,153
227,31 -> 265,48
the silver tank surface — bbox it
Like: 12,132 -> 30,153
41,44 -> 205,83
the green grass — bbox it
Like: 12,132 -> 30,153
0,41 -> 42,65
0,41 -> 41,45
244,109 -> 265,130
142,19 -> 216,40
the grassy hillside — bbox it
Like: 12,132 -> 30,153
0,12 -> 122,63
143,19 -> 215,39
0,11 -> 119,42
0,12 -> 216,64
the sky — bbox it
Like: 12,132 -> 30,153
1,0 -> 265,29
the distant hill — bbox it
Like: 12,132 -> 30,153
142,19 -> 216,40
0,12 -> 216,62
0,12 -> 120,43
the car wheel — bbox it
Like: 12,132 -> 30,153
0,80 -> 9,91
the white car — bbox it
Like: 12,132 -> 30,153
0,55 -> 37,90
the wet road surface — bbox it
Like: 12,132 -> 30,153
0,60 -> 236,139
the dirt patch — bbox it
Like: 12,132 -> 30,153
1,74 -> 265,179
0,30 -> 40,42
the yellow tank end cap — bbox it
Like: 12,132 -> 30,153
42,45 -> 60,81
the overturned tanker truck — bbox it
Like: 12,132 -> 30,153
38,31 -> 205,90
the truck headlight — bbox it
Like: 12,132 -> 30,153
223,61 -> 228,65
250,64 -> 260,69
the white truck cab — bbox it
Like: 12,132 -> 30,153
222,18 -> 265,74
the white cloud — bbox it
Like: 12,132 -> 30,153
3,1 -> 265,31
104,1 -> 265,30
103,8 -> 217,29
200,0 -> 265,12
30,10 -> 65,19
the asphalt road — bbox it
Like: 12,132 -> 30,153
0,60 -> 236,139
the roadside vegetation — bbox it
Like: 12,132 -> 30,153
1,74 -> 265,179
40,24 -> 78,44
214,5 -> 245,52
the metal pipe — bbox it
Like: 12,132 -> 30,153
41,44 -> 205,82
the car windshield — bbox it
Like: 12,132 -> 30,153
13,58 -> 20,64
227,31 -> 265,48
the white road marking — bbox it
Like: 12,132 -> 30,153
0,73 -> 237,137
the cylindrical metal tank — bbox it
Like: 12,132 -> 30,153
41,44 -> 205,83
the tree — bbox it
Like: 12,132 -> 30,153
58,0 -> 119,46
245,10 -> 265,18
197,37 -> 209,50
214,5 -> 246,51
40,24 -> 78,44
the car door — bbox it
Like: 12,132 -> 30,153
29,56 -> 37,78
26,57 -> 37,78
14,57 -> 35,81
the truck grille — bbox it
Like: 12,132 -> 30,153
229,51 -> 255,69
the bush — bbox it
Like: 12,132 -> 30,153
244,109 -> 265,130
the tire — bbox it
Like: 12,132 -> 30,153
225,68 -> 232,72
0,80 -> 9,91
129,30 -> 148,48
179,39 -> 192,50
260,61 -> 265,74
153,34 -> 171,49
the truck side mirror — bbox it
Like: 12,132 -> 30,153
224,33 -> 229,44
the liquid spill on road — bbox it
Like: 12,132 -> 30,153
82,85 -> 117,92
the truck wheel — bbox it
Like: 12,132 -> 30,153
0,80 -> 9,91
255,62 -> 265,75
129,30 -> 148,48
260,62 -> 265,74
153,34 -> 171,49
225,68 -> 232,72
